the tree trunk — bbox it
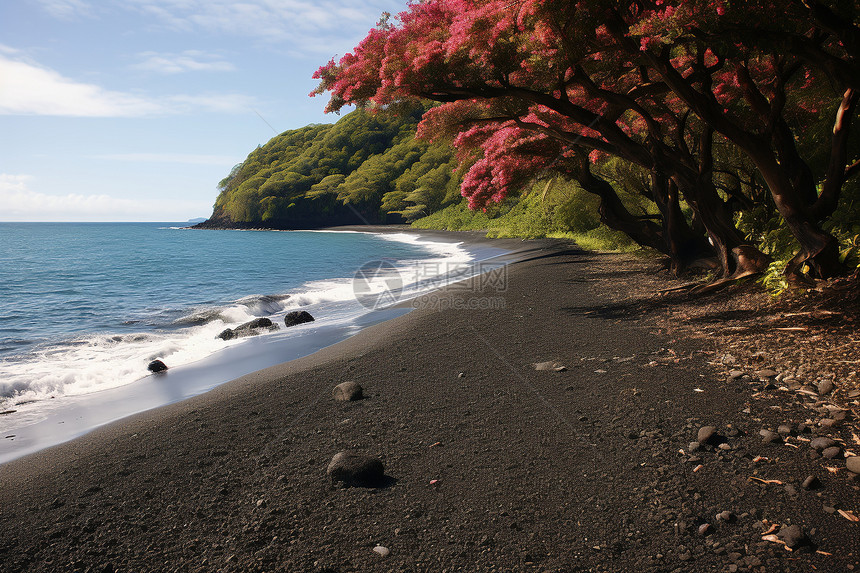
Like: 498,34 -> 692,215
649,172 -> 713,275
570,159 -> 667,254
750,150 -> 843,279
668,127 -> 770,279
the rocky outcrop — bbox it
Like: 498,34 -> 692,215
217,317 -> 279,341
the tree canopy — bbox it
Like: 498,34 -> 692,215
314,0 -> 860,282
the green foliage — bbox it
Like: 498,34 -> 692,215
208,105 -> 856,266
412,177 -> 640,251
210,106 -> 456,226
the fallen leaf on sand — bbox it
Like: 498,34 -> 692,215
749,477 -> 783,485
761,534 -> 793,552
838,509 -> 860,522
534,361 -> 567,372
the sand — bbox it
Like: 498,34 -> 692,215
0,236 -> 857,572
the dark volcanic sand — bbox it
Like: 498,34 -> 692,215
0,241 -> 858,572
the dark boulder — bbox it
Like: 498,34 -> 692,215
326,452 -> 384,487
332,381 -> 364,402
147,359 -> 168,373
285,311 -> 315,327
244,317 -> 274,330
217,328 -> 237,341
217,317 -> 279,340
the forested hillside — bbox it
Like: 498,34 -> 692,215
199,105 -> 462,229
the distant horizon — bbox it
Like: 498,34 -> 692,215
0,218 -> 208,224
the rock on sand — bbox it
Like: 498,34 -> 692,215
326,452 -> 384,487
332,381 -> 364,402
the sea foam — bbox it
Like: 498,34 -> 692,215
0,230 -> 488,433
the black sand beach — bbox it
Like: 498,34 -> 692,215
0,237 -> 858,572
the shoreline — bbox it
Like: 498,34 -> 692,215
0,229 -> 538,465
0,241 -> 857,572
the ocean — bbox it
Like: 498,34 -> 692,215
0,223 -> 507,460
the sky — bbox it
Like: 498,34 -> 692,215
0,0 -> 409,222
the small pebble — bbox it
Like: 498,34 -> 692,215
373,545 -> 390,557
697,523 -> 711,536
777,524 -> 808,548
846,456 -> 860,474
777,424 -> 793,436
810,437 -> 836,451
716,511 -> 736,523
759,429 -> 781,444
801,475 -> 821,490
697,426 -> 717,444
822,446 -> 842,459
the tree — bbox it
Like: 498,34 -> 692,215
314,0 -> 858,280
623,0 -> 858,278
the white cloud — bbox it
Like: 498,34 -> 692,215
0,54 -> 162,117
0,174 -> 210,222
0,53 -> 255,117
91,153 -> 238,166
133,50 -> 236,74
122,0 -> 404,52
35,0 -> 92,19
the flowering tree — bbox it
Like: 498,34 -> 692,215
623,0 -> 858,278
314,0 -> 858,280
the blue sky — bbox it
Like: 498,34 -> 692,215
0,0 -> 408,222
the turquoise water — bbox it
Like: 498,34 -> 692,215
0,223 -> 470,412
